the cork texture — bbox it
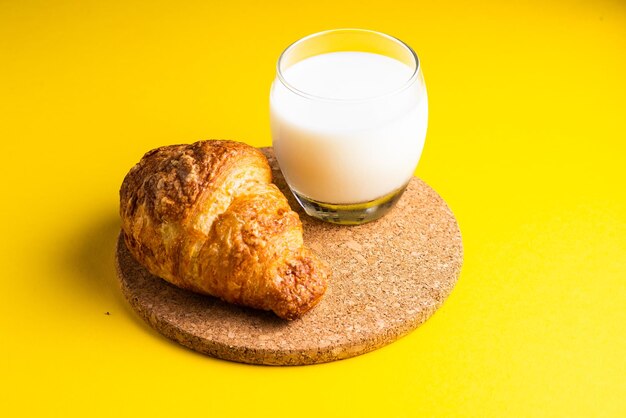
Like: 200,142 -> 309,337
115,147 -> 463,365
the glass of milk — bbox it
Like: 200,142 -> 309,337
270,29 -> 428,225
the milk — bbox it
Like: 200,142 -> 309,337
270,51 -> 428,204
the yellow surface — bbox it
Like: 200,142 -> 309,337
1,0 -> 625,416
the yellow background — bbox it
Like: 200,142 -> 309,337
1,0 -> 625,416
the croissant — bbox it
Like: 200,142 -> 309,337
119,140 -> 329,319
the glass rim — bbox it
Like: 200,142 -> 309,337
276,28 -> 421,103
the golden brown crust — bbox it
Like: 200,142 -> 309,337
119,140 -> 329,319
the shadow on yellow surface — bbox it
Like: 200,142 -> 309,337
58,211 -> 163,339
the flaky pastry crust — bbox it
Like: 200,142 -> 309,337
119,140 -> 328,319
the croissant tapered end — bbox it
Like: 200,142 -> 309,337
269,249 -> 329,320
119,139 -> 329,320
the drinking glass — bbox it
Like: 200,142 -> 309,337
270,28 -> 428,225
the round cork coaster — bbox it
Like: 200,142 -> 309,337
115,147 -> 463,365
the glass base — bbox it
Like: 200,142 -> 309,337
291,186 -> 408,225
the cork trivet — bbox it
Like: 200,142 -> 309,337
115,147 -> 463,365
